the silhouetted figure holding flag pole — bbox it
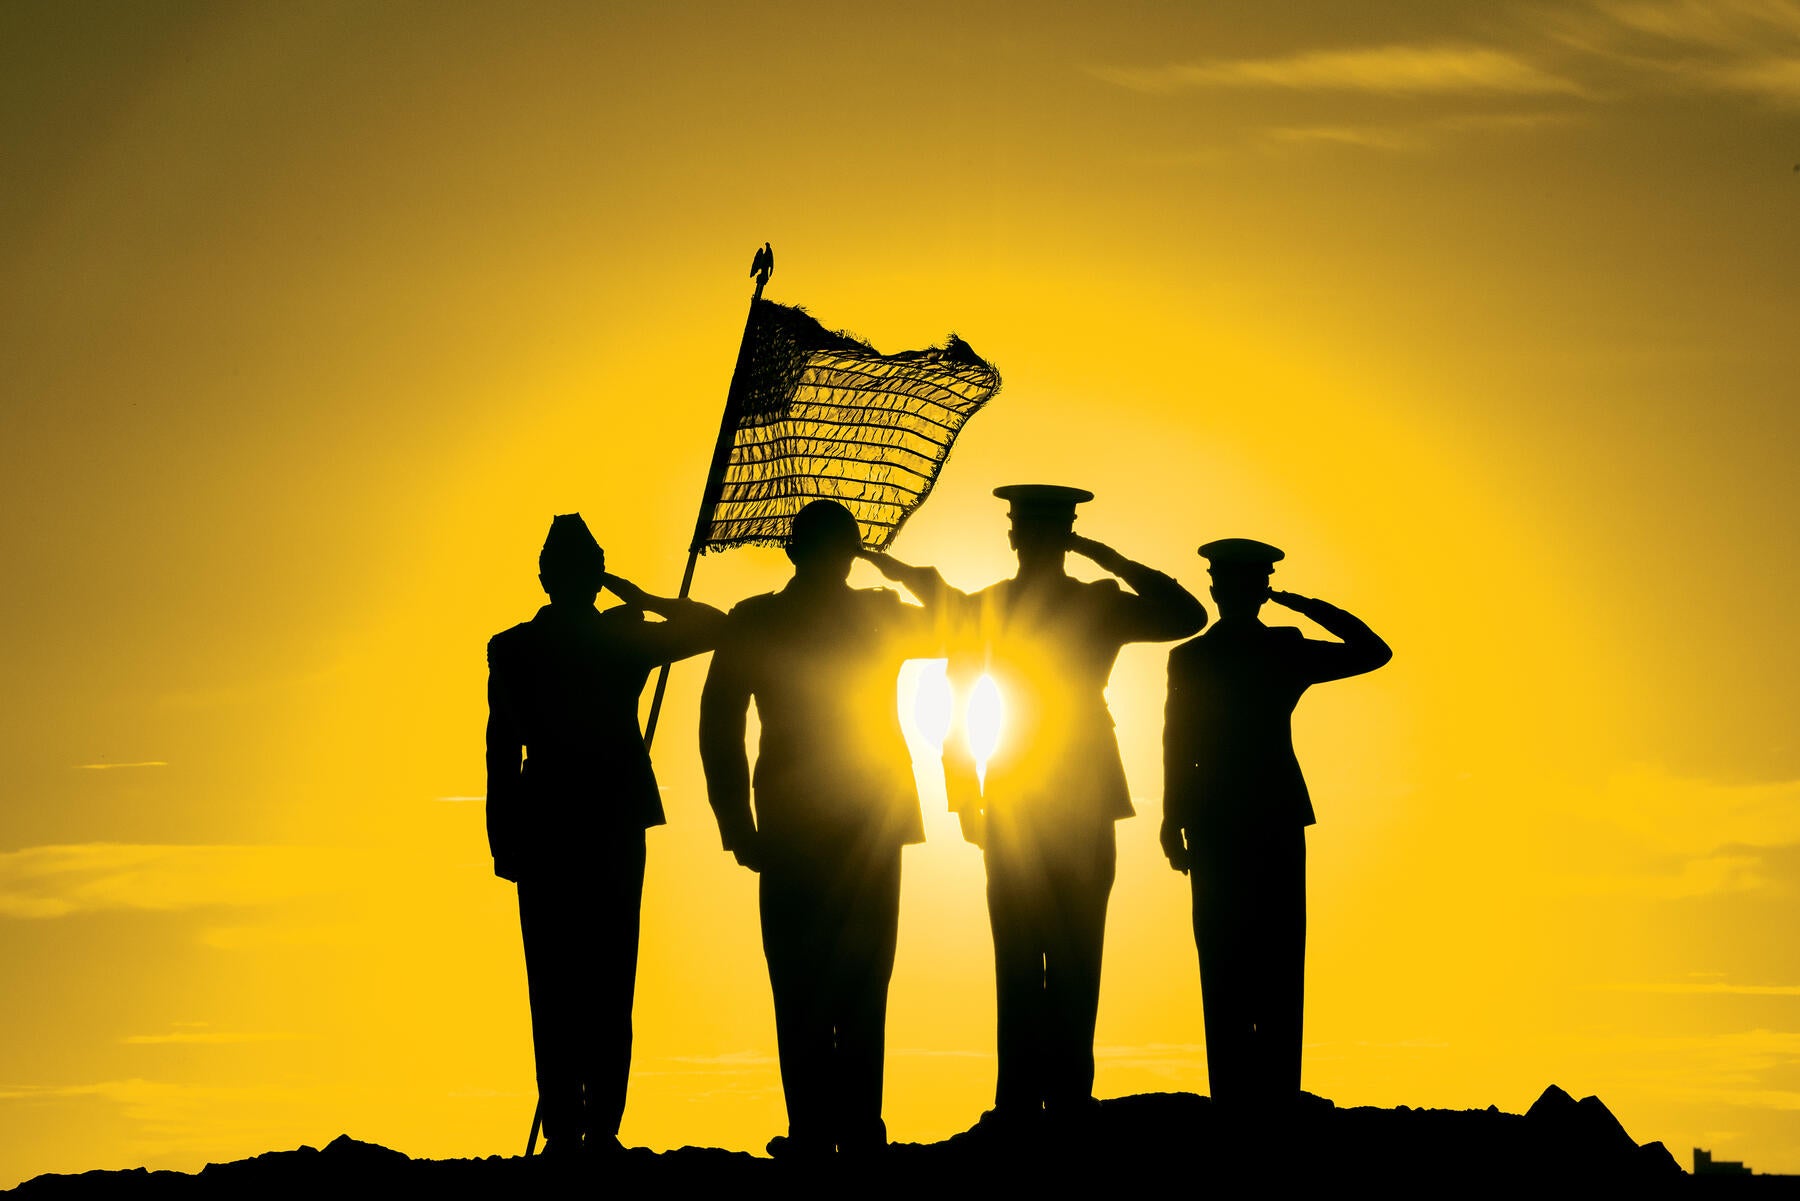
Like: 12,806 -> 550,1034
486,514 -> 723,1155
950,485 -> 1205,1137
641,245 -> 999,1157
1161,538 -> 1391,1112
700,499 -> 960,1159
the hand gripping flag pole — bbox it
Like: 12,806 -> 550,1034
526,243 -> 1000,1155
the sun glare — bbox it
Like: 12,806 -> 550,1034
900,661 -> 1005,784
910,659 -> 954,750
968,673 -> 1004,783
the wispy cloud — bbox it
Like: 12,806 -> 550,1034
1602,767 -> 1800,853
0,1078 -> 316,1162
0,844 -> 368,919
1606,981 -> 1800,996
121,1030 -> 298,1046
1543,0 -> 1800,103
1259,109 -> 1585,155
660,1050 -> 776,1067
1266,125 -> 1420,152
631,1050 -> 781,1083
1562,1028 -> 1800,1114
73,761 -> 168,771
1563,849 -> 1775,899
1597,0 -> 1800,51
432,795 -> 484,803
1090,44 -> 1584,97
1711,55 -> 1800,100
195,922 -> 373,950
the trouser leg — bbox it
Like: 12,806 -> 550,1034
1250,831 -> 1305,1103
1043,826 -> 1115,1111
518,878 -> 583,1146
761,864 -> 834,1148
583,835 -> 646,1140
1193,828 -> 1307,1109
1192,845 -> 1254,1107
985,831 -> 1047,1114
831,846 -> 901,1149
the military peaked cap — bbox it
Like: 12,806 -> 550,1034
993,484 -> 1095,523
1198,538 -> 1285,573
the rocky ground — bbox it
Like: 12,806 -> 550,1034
9,1085 -> 1733,1197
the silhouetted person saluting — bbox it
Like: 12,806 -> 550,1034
486,513 -> 724,1155
700,499 -> 957,1160
951,485 -> 1205,1135
1161,539 -> 1391,1111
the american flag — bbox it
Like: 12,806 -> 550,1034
693,298 -> 1002,552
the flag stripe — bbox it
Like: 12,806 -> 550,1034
722,450 -> 938,482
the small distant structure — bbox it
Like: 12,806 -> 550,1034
1695,1147 -> 1753,1176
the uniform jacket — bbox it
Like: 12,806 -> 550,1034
1163,602 -> 1390,838
486,601 -> 716,881
957,568 -> 1203,830
699,581 -> 946,857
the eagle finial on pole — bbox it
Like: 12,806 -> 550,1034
750,241 -> 774,300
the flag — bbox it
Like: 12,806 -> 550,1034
693,298 -> 1002,552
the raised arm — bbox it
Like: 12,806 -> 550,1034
1069,535 -> 1208,642
698,622 -> 760,870
858,549 -> 970,654
859,550 -> 958,607
603,571 -> 727,664
484,639 -> 526,883
1269,591 -> 1393,683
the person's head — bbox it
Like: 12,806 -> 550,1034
1199,538 -> 1284,621
786,500 -> 862,581
994,484 -> 1093,572
538,513 -> 605,605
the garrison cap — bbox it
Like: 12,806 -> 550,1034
993,484 -> 1094,524
540,513 -> 604,576
1198,538 -> 1285,574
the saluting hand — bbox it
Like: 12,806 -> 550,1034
1066,534 -> 1129,576
1269,590 -> 1329,618
858,548 -> 903,577
601,572 -> 651,608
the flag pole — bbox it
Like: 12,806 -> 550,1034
640,243 -> 772,751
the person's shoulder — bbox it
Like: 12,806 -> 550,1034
1269,625 -> 1305,641
1082,577 -> 1126,604
1168,628 -> 1225,671
487,621 -> 534,662
1169,634 -> 1208,662
968,578 -> 1008,602
727,591 -> 784,621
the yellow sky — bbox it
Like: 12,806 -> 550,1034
4,0 -> 1800,1185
